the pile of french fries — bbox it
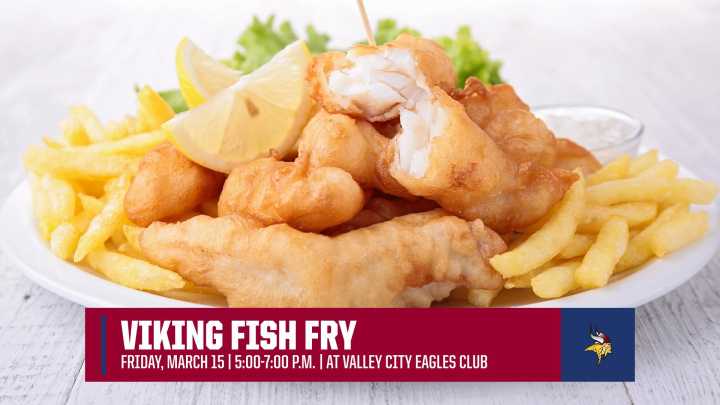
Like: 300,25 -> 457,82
490,150 -> 718,301
23,85 -> 213,293
22,89 -> 719,306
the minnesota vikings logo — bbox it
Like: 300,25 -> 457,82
585,323 -> 612,365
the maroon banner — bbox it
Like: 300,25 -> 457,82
85,308 -> 561,382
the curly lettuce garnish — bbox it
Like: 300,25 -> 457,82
435,26 -> 503,87
223,15 -> 330,73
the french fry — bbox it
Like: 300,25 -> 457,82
136,105 -> 152,133
117,211 -> 135,229
27,172 -> 76,240
490,169 -> 586,277
614,202 -> 690,272
76,180 -> 106,197
587,154 -> 630,186
110,230 -> 127,247
23,147 -> 137,180
59,117 -> 90,146
42,136 -> 66,149
557,234 -> 597,259
650,211 -> 709,258
123,225 -> 144,252
657,199 -> 676,213
50,212 -> 95,259
121,115 -> 137,135
575,216 -> 629,288
74,171 -> 131,261
504,258 -> 564,289
137,86 -> 176,130
50,197 -> 105,260
103,120 -> 130,141
117,242 -> 147,260
636,160 -> 679,179
531,258 -> 583,298
78,193 -> 105,213
586,178 -> 719,206
467,288 -> 502,308
70,105 -> 105,143
86,246 -> 184,291
628,149 -> 658,177
65,130 -> 165,155
577,201 -> 657,233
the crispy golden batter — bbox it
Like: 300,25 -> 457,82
299,110 -> 412,198
483,110 -> 557,169
306,34 -> 456,122
323,196 -> 439,236
450,77 -> 530,128
140,210 -> 505,307
218,154 -> 365,232
555,138 -> 602,175
124,142 -> 225,227
389,88 -> 578,234
450,77 -> 556,169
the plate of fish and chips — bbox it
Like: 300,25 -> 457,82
2,19 -> 718,309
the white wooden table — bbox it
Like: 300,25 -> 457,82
1,0 -> 719,403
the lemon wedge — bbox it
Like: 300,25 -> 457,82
163,40 -> 312,173
176,37 -> 242,109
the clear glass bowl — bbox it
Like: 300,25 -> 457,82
532,105 -> 644,164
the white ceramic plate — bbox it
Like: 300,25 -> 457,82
1,160 -> 718,308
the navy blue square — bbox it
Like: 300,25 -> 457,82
561,308 -> 635,382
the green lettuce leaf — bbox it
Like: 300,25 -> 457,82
435,26 -> 503,86
158,89 -> 189,114
222,15 -> 330,73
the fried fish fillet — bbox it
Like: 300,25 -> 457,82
555,138 -> 602,175
482,110 -> 558,170
218,153 -> 365,232
298,110 -> 412,198
389,88 -> 579,234
450,77 -> 530,128
323,195 -> 439,236
140,210 -> 505,307
124,142 -> 225,227
451,77 -> 556,169
306,34 -> 456,122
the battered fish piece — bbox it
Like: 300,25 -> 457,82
450,77 -> 530,128
390,88 -> 579,234
307,34 -> 456,122
140,210 -> 506,307
483,110 -> 557,170
555,138 -> 602,175
218,153 -> 365,233
323,196 -> 439,236
124,142 -> 225,227
298,110 -> 411,198
451,77 -> 556,169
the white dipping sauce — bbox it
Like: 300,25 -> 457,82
533,106 -> 643,164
